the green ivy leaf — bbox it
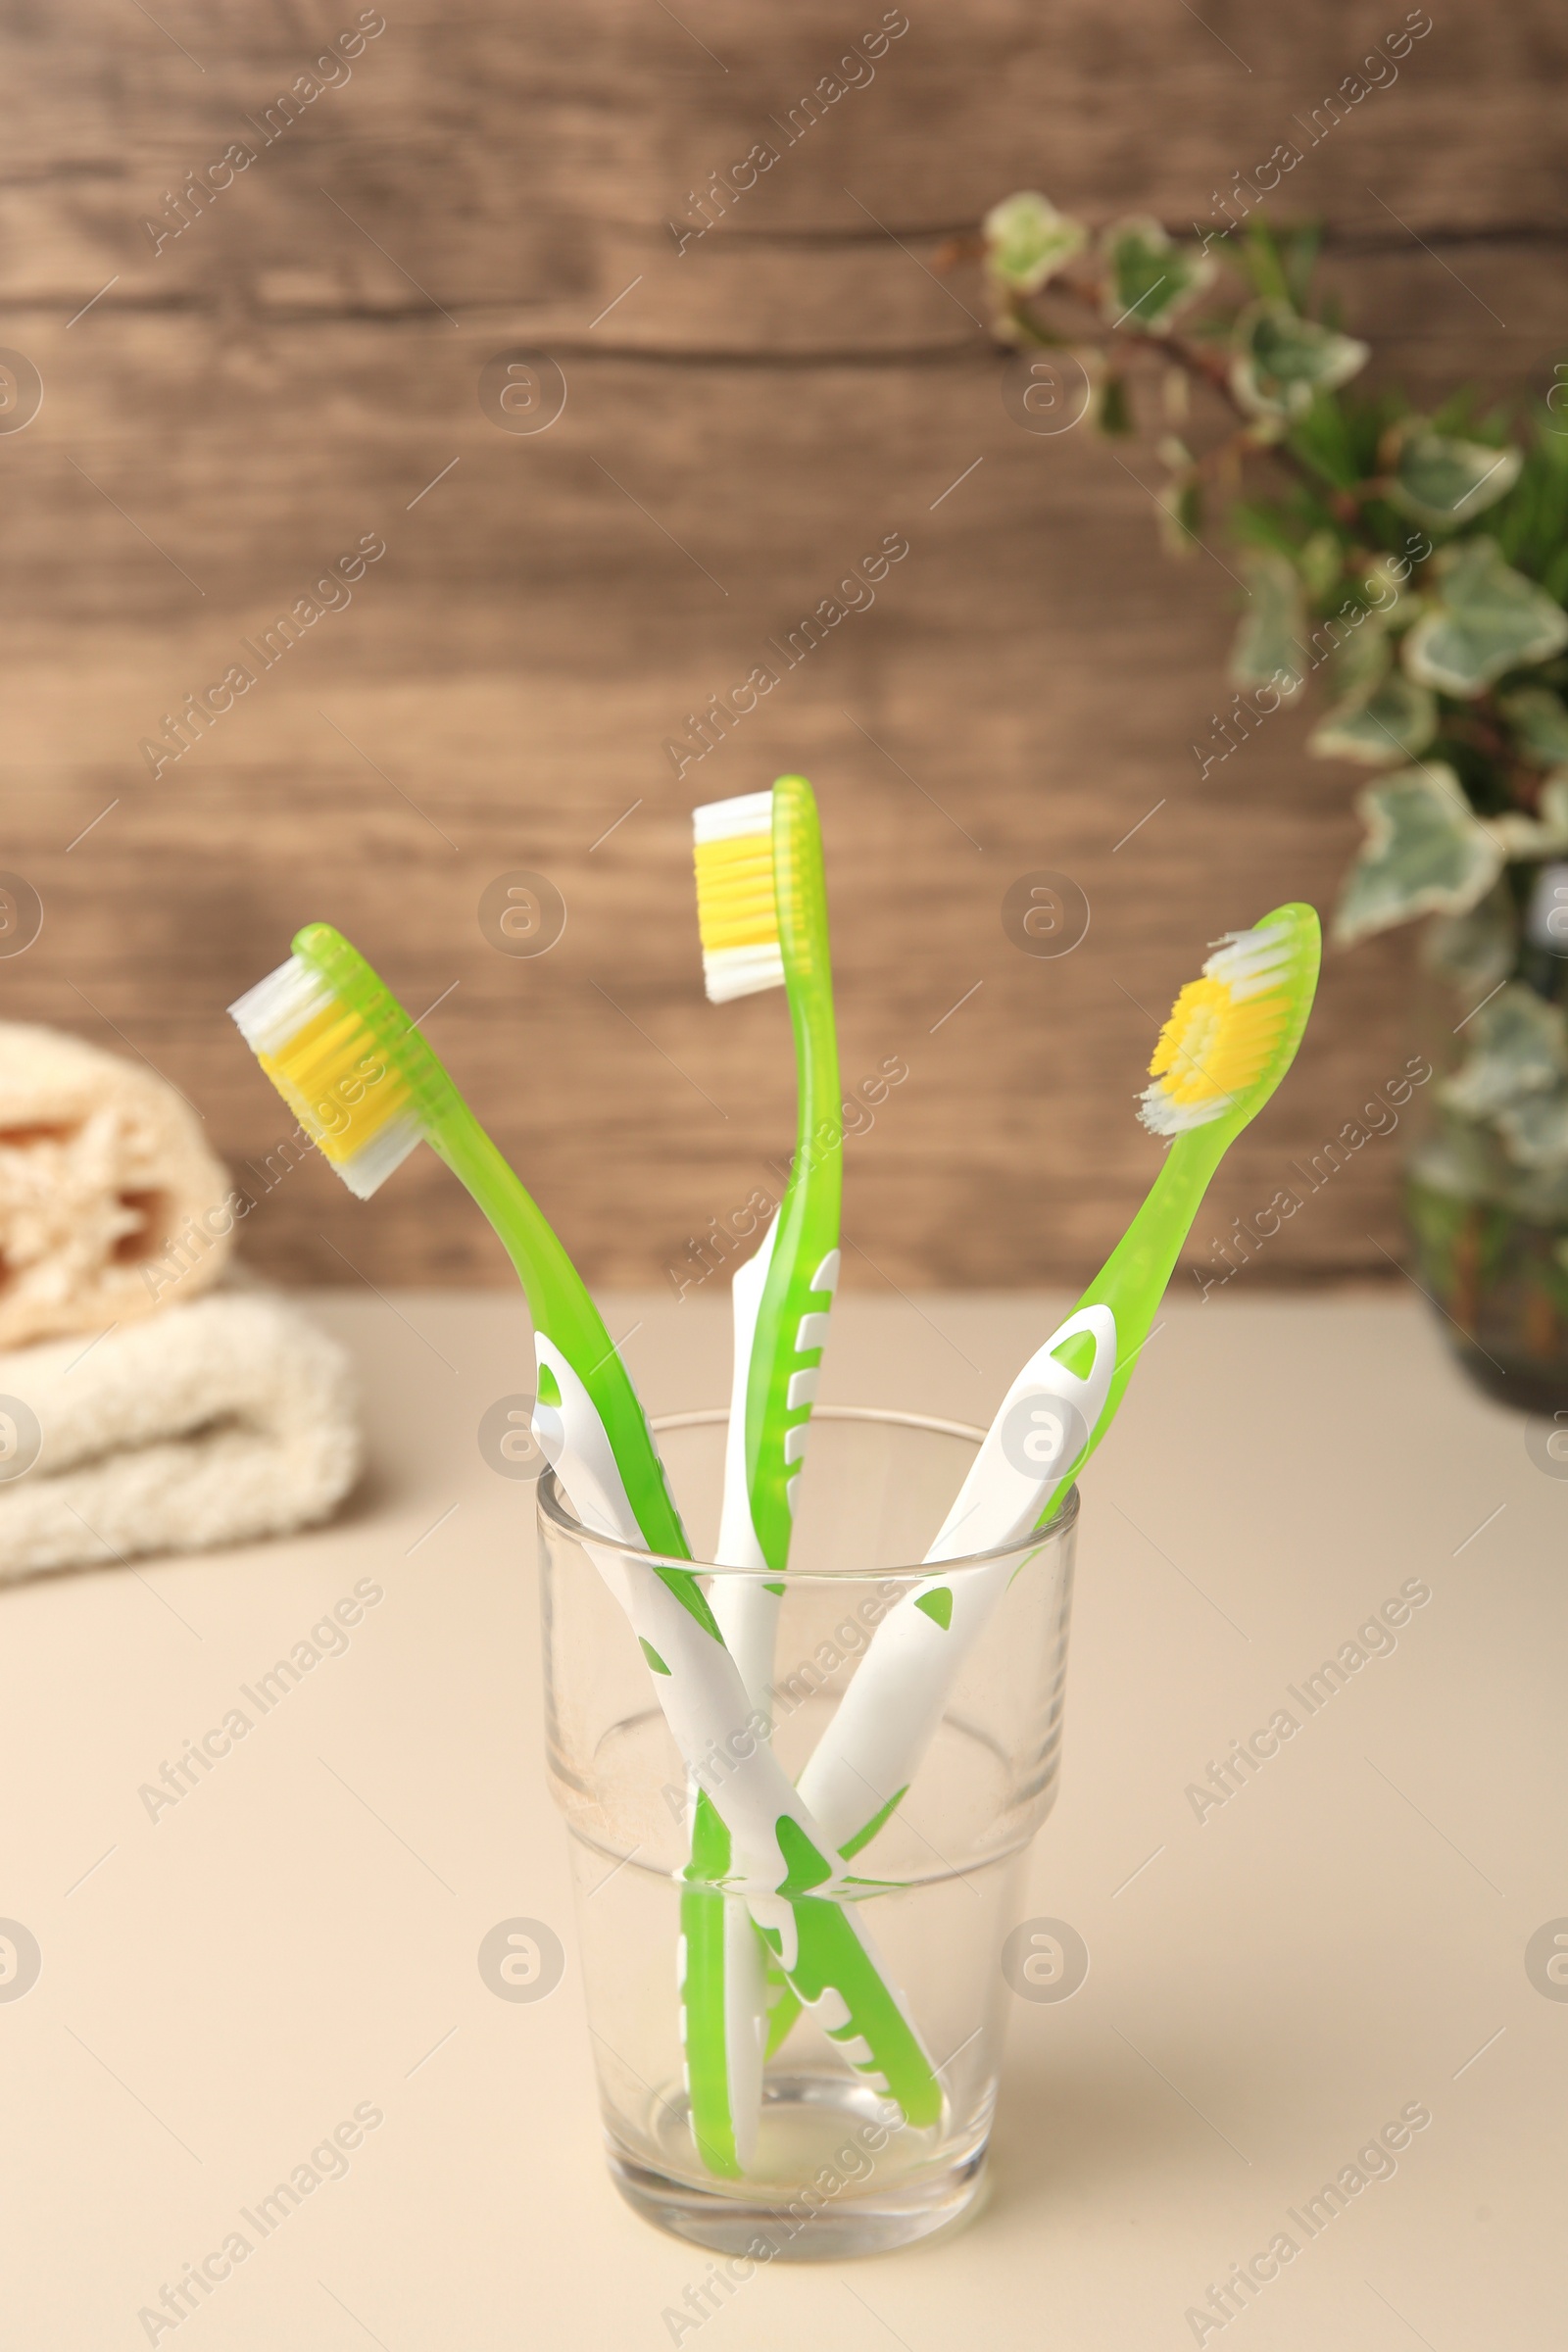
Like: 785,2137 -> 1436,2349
1333,764 -> 1502,945
1496,1086 -> 1568,1170
1401,537 -> 1568,698
1240,218 -> 1294,307
1096,370 -> 1134,436
1321,618 -> 1393,708
1511,1156 -> 1568,1222
1387,430 -> 1523,530
1308,670 -> 1438,765
1361,556 -> 1425,629
1279,222 -> 1325,313
1298,527 -> 1346,603
982,191 -> 1088,293
1442,983 -> 1568,1119
1283,386 -> 1367,486
1496,416 -> 1568,583
1407,1111 -> 1510,1204
1156,471 -> 1203,558
1098,217 -> 1214,336
1229,301 -> 1370,420
1422,881 -> 1514,991
1238,220 -> 1327,315
1228,548 -> 1305,693
1478,774 -> 1568,859
1498,683 -> 1568,766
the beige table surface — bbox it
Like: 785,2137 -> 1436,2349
3,1287 -> 1563,2350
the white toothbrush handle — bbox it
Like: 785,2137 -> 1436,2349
531,1334 -> 650,1565
709,1216 -> 782,1723
531,1334 -> 834,1888
535,1335 -> 942,2126
694,1221 -> 776,2172
589,1531 -> 942,2113
793,1307 -> 1116,1854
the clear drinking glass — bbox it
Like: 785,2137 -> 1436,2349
537,1405 -> 1077,2258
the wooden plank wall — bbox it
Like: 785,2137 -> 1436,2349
1,0 -> 1564,1294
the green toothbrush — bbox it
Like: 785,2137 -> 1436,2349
795,904 -> 1322,1858
230,923 -> 692,1564
228,923 -> 940,2174
683,778 -> 845,2171
694,779 -> 843,1705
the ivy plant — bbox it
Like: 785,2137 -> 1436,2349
971,193 -> 1568,1223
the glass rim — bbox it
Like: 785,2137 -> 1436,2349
534,1401 -> 1080,1581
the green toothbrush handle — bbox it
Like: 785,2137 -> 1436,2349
432,1106 -> 691,1564
747,776 -> 843,1575
760,1898 -> 942,2131
697,775 -> 843,2174
1072,1122 -> 1229,1475
588,1547 -> 942,2145
679,1882 -> 738,2175
422,1059 -> 940,2159
680,1793 -> 765,2178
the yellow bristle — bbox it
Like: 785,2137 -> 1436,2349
260,1001 -> 410,1165
693,836 -> 779,953
1148,975 -> 1285,1108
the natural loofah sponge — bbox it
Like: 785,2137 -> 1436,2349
0,1020 -> 234,1348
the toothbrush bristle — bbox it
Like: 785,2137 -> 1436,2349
1137,920 -> 1303,1137
692,791 -> 784,1004
228,954 -> 422,1198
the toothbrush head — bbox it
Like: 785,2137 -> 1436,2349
1138,903 -> 1321,1141
692,789 -> 783,1004
228,923 -> 452,1197
692,776 -> 826,1004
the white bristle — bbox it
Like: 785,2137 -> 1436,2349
693,790 -> 772,844
1137,1084 -> 1229,1138
1201,925 -> 1292,1002
703,944 -> 786,1003
228,954 -> 329,1057
329,1116 -> 422,1200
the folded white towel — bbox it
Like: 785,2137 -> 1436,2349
0,1292 -> 362,1581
